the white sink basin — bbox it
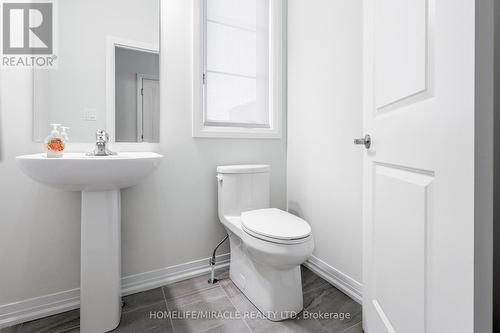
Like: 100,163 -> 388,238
16,152 -> 162,191
16,152 -> 163,333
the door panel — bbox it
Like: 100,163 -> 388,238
363,0 -> 474,332
372,164 -> 433,333
375,0 -> 428,110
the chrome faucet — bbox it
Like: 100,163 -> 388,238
87,129 -> 117,156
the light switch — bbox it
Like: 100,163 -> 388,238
82,108 -> 97,121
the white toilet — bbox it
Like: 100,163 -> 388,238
216,164 -> 314,321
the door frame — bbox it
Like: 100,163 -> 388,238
136,74 -> 160,142
105,36 -> 159,142
475,0 -> 494,331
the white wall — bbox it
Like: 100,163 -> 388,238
0,0 -> 286,311
287,0 -> 363,288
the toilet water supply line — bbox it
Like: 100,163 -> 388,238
208,234 -> 229,284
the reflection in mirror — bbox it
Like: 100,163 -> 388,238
33,0 -> 160,143
115,46 -> 159,143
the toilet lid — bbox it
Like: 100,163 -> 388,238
241,208 -> 311,241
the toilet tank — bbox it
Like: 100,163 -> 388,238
217,165 -> 270,219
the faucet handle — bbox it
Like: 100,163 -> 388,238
87,129 -> 116,156
96,129 -> 109,142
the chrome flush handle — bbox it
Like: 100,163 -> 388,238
354,134 -> 371,149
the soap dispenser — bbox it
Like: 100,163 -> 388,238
60,126 -> 70,143
44,124 -> 65,158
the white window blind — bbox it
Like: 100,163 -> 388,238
204,0 -> 270,127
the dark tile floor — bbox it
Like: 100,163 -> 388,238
1,266 -> 362,333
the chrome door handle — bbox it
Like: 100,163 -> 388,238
354,134 -> 371,149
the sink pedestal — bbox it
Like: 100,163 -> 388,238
81,190 -> 121,333
16,152 -> 163,333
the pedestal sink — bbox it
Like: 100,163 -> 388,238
16,152 -> 163,333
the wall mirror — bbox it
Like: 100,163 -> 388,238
33,0 -> 160,143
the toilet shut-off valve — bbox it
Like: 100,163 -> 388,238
208,234 -> 228,284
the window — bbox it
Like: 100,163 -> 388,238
193,0 -> 283,138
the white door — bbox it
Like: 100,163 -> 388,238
137,76 -> 160,142
362,0 -> 475,332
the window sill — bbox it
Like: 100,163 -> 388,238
192,125 -> 282,139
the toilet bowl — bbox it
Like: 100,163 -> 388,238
217,165 -> 314,321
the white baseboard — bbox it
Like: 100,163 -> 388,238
0,253 -> 230,329
304,255 -> 362,304
0,253 -> 358,328
121,253 -> 229,296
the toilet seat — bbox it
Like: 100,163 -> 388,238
241,208 -> 311,244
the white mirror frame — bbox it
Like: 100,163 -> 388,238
105,36 -> 159,143
32,5 -> 163,150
